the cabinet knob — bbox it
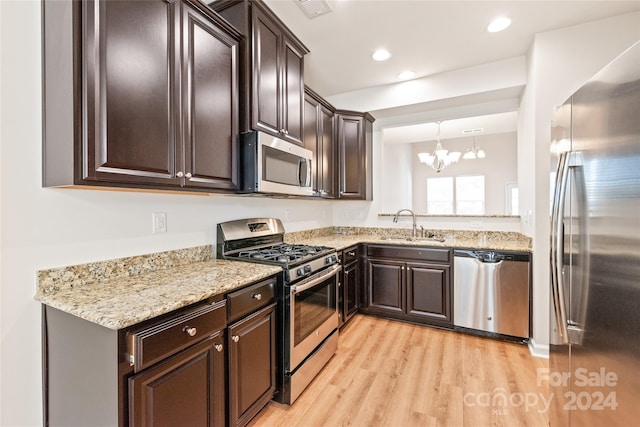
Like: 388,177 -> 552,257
185,172 -> 192,179
231,335 -> 240,343
214,344 -> 223,352
252,293 -> 262,301
347,251 -> 356,256
487,316 -> 492,321
176,171 -> 184,178
183,326 -> 197,337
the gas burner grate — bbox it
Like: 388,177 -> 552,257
233,243 -> 333,266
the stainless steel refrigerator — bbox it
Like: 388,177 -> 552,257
549,41 -> 640,426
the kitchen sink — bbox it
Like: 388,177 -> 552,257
380,236 -> 446,243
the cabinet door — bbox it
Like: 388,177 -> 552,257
128,332 -> 225,427
251,9 -> 280,137
228,304 -> 276,427
319,105 -> 336,198
182,2 -> 240,190
281,38 -> 305,145
83,0 -> 181,186
406,262 -> 452,326
344,260 -> 360,323
337,114 -> 365,199
367,258 -> 404,314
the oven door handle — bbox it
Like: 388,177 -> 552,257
291,264 -> 341,294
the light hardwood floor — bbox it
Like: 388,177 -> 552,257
251,314 -> 550,427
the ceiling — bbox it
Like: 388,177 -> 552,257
263,0 -> 640,142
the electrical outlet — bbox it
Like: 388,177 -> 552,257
152,212 -> 167,233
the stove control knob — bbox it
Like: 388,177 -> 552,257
304,265 -> 312,274
325,257 -> 332,265
296,268 -> 304,277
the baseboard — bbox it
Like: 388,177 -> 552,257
528,337 -> 549,359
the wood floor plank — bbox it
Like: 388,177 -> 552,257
249,315 -> 549,427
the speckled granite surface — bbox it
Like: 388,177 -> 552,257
37,245 -> 214,295
36,228 -> 530,330
35,246 -> 281,330
286,227 -> 531,252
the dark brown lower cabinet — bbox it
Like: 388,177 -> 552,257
227,303 -> 277,427
368,258 -> 404,314
128,332 -> 225,427
406,262 -> 451,325
364,245 -> 452,328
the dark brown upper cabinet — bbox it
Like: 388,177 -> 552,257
212,0 -> 309,145
336,110 -> 375,200
42,0 -> 241,193
303,87 -> 336,198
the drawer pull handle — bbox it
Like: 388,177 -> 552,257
184,326 -> 197,337
232,335 -> 240,343
252,293 -> 262,301
214,344 -> 223,352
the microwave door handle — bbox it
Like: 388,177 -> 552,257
297,159 -> 304,186
297,158 -> 312,187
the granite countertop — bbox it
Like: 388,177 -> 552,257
35,246 -> 281,330
35,228 -> 530,331
286,227 -> 532,253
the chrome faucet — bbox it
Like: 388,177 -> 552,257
393,209 -> 417,239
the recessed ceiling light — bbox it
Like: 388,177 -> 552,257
487,16 -> 511,33
397,71 -> 415,80
372,49 -> 391,61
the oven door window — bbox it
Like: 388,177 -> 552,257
293,276 -> 336,346
263,146 -> 307,187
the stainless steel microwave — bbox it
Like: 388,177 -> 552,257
240,131 -> 313,196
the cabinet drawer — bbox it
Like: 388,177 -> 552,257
343,246 -> 359,264
128,300 -> 226,372
227,277 -> 277,323
367,245 -> 450,263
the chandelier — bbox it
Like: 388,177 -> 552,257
462,136 -> 486,159
417,121 -> 461,173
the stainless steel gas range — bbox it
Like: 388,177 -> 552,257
217,218 -> 340,404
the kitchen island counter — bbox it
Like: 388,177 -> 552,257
35,246 -> 281,330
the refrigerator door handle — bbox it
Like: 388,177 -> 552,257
551,151 -> 570,344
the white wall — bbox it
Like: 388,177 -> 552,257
409,132 -> 517,215
518,11 -> 640,354
380,142 -> 413,212
0,2 -> 332,425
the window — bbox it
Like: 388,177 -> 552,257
506,182 -> 519,215
426,177 -> 453,214
427,176 -> 485,215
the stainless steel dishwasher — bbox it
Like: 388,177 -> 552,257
454,249 -> 531,339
